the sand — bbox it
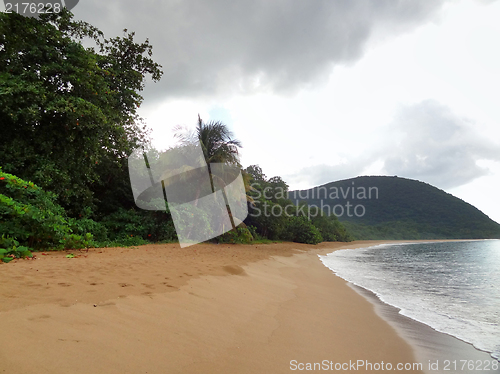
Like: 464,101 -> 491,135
0,240 -> 426,373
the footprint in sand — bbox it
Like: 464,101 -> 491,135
28,314 -> 51,321
222,265 -> 247,276
98,302 -> 116,307
26,282 -> 43,287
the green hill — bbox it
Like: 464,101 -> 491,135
289,176 -> 500,240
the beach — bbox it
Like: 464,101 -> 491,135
0,241 -> 439,373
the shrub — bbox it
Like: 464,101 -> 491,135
311,214 -> 353,242
0,168 -> 100,252
100,207 -> 177,243
247,225 -> 264,240
68,218 -> 109,242
100,208 -> 148,240
215,226 -> 254,244
0,235 -> 32,263
284,216 -> 323,244
0,168 -> 72,249
62,233 -> 95,250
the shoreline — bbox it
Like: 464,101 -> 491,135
350,284 -> 499,374
318,240 -> 500,374
0,240 -> 492,373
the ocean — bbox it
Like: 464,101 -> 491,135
320,240 -> 500,365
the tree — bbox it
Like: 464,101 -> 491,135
0,10 -> 163,216
174,116 -> 243,229
311,213 -> 352,242
174,115 -> 242,179
244,165 -> 293,239
243,164 -> 352,243
245,165 -> 267,183
283,216 -> 323,245
194,115 -> 241,167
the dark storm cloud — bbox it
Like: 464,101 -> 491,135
287,101 -> 500,189
72,0 -> 447,101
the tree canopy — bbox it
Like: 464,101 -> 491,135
0,10 -> 163,216
0,11 -> 352,255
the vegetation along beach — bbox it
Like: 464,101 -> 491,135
2,3 -> 500,374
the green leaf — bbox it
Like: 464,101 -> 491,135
20,250 -> 33,258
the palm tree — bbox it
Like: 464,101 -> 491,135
195,115 -> 241,166
174,115 -> 243,230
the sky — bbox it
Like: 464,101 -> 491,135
11,0 -> 499,222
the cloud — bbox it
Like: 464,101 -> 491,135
379,100 -> 500,188
285,157 -> 375,189
73,0 -> 447,101
287,100 -> 500,189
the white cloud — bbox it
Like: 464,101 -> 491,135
380,101 -> 500,189
285,100 -> 500,190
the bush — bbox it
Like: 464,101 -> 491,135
0,168 -> 180,254
284,216 -> 323,244
62,233 -> 96,250
215,226 -> 254,244
311,214 -> 353,242
100,207 -> 177,243
0,235 -> 32,263
0,168 -> 72,249
0,168 -> 102,253
69,218 -> 109,242
247,225 -> 264,240
100,208 -> 147,240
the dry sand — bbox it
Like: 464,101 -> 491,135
0,240 -> 425,373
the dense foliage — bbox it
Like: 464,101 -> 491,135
0,10 -> 162,216
244,165 -> 352,244
0,168 -> 94,260
3,5 -> 496,255
0,11 -> 350,260
0,167 -> 179,261
289,176 -> 500,240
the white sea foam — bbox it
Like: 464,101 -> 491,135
319,240 -> 500,361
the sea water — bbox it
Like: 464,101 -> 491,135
320,240 -> 500,361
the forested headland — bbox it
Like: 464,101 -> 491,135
289,176 -> 500,240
